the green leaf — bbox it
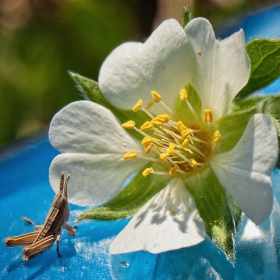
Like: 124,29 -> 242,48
69,72 -> 149,141
75,162 -> 171,221
181,5 -> 194,28
221,94 -> 280,166
185,168 -> 236,260
233,94 -> 280,166
237,39 -> 280,99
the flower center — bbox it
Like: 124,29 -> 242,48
122,89 -> 221,178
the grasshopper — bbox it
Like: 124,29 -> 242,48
5,172 -> 76,261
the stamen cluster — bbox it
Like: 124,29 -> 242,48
122,90 -> 221,178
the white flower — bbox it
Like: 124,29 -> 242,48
49,18 -> 278,255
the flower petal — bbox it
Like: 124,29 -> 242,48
110,178 -> 206,254
49,100 -> 142,154
99,19 -> 194,114
185,18 -> 251,120
49,153 -> 146,206
210,114 -> 278,225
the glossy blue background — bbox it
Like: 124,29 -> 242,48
1,5 -> 280,280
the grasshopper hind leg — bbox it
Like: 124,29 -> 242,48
22,235 -> 55,261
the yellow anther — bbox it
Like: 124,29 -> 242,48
160,152 -> 169,160
169,166 -> 178,176
122,120 -> 136,129
211,130 -> 221,145
140,121 -> 153,132
189,158 -> 197,168
160,145 -> 175,160
151,91 -> 162,103
167,145 -> 175,154
151,118 -> 163,126
181,129 -> 192,139
151,114 -> 170,126
123,150 -> 137,160
145,102 -> 154,109
144,143 -> 153,154
132,99 -> 143,112
182,138 -> 189,148
204,109 -> 214,123
157,114 -> 170,123
177,121 -> 188,132
198,51 -> 202,56
142,167 -> 154,177
141,136 -> 154,146
179,88 -> 188,101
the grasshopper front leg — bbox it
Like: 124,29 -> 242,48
5,231 -> 39,247
63,223 -> 77,236
22,235 -> 56,261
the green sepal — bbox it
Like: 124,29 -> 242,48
69,72 -> 149,141
181,5 -> 194,28
237,39 -> 280,99
185,168 -> 237,261
176,83 -> 201,124
213,106 -> 258,154
75,162 -> 171,221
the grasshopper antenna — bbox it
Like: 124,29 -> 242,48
64,174 -> 70,197
60,172 -> 65,191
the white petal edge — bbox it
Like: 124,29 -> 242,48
110,178 -> 206,254
49,100 -> 142,155
49,153 -> 146,206
210,114 -> 278,225
185,18 -> 251,120
99,19 -> 194,115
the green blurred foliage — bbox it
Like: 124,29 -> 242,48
0,0 -> 278,146
0,0 -> 139,146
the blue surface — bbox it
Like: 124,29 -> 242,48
1,5 -> 280,280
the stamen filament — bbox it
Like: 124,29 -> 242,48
151,171 -> 170,176
188,144 -> 207,158
141,107 -> 154,119
162,128 -> 182,140
138,155 -> 160,162
185,99 -> 199,122
134,126 -> 148,137
159,100 -> 174,114
174,150 -> 190,162
188,136 -> 207,144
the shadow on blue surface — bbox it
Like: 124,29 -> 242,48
1,4 -> 280,280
